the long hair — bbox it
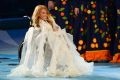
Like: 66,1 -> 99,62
32,5 -> 53,27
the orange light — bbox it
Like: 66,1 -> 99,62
101,15 -> 104,18
91,43 -> 95,48
55,6 -> 58,10
84,8 -> 87,13
92,15 -> 96,20
80,28 -> 84,32
100,30 -> 103,33
92,4 -> 96,8
103,43 -> 108,48
79,40 -> 84,45
62,1 -> 66,5
118,45 -> 120,49
83,45 -> 86,49
85,17 -> 88,20
95,43 -> 98,48
60,12 -> 65,16
69,26 -> 72,29
106,38 -> 109,42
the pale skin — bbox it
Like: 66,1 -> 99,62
74,8 -> 79,16
48,1 -> 55,10
39,9 -> 58,31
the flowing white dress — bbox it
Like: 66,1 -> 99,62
7,17 -> 94,77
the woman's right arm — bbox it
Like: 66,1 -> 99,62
24,27 -> 34,43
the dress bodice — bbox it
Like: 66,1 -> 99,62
34,20 -> 53,32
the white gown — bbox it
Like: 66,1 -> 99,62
7,17 -> 94,77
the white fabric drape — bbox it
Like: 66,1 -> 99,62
7,17 -> 93,77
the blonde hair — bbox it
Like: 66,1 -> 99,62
32,5 -> 53,27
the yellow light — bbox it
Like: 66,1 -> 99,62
87,10 -> 91,14
100,18 -> 104,21
94,24 -> 97,28
65,21 -> 68,24
106,18 -> 108,20
95,43 -> 98,48
55,6 -> 58,10
118,45 -> 120,49
115,33 -> 117,38
91,1 -> 94,4
106,38 -> 109,42
78,46 -> 82,51
93,38 -> 97,43
93,20 -> 96,23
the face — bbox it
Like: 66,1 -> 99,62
39,9 -> 48,20
48,1 -> 55,9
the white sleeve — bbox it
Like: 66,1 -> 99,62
24,27 -> 34,42
20,27 -> 34,65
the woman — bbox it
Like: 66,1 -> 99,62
8,5 -> 93,77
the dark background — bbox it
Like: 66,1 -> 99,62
0,0 -> 45,18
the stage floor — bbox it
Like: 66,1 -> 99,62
0,53 -> 120,80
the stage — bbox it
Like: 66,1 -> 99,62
0,0 -> 120,79
0,53 -> 120,80
0,29 -> 120,80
